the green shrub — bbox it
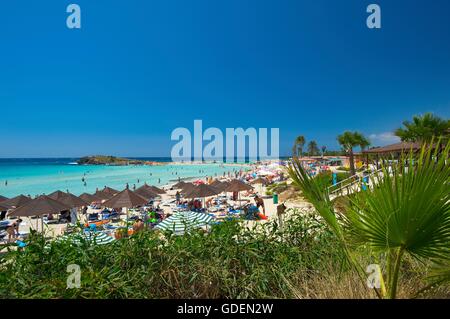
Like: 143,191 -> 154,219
0,210 -> 344,299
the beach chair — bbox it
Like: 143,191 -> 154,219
88,213 -> 99,222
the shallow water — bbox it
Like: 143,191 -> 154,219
0,159 -> 249,198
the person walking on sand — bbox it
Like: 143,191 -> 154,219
254,195 -> 266,216
6,219 -> 22,242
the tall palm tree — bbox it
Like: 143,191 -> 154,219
307,140 -> 319,156
395,113 -> 450,143
337,131 -> 370,176
292,135 -> 306,157
287,140 -> 450,299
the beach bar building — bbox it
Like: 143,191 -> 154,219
363,141 -> 422,169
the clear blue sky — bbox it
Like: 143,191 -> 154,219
1,0 -> 449,157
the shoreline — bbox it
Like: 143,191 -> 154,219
0,161 -> 257,199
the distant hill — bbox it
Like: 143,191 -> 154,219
77,156 -> 164,166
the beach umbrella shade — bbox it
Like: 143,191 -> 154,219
55,231 -> 115,246
250,177 -> 266,194
79,193 -> 102,204
48,190 -> 88,208
10,195 -> 71,232
10,195 -> 71,217
141,184 -> 166,194
102,186 -> 119,196
172,181 -> 186,189
94,189 -> 114,201
155,211 -> 213,235
210,180 -> 223,189
0,195 -> 32,209
224,180 -> 253,193
137,183 -> 165,195
210,180 -> 230,192
224,180 -> 253,205
149,185 -> 165,194
102,188 -> 148,209
180,182 -> 195,194
135,187 -> 159,201
102,188 -> 148,227
184,184 -> 221,199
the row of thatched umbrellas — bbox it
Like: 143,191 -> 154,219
0,184 -> 167,231
172,179 -> 254,207
0,179 -> 257,231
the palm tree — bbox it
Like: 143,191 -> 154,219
307,140 -> 320,156
321,145 -> 327,157
287,140 -> 450,299
292,135 -> 306,157
395,113 -> 450,143
337,131 -> 370,176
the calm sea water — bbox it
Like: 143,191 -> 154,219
0,158 -> 250,198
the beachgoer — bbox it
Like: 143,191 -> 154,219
6,219 -> 22,241
254,195 -> 266,215
175,191 -> 181,204
133,218 -> 144,233
277,203 -> 287,229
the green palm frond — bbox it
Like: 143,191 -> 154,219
346,141 -> 450,260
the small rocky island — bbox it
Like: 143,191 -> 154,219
77,156 -> 164,166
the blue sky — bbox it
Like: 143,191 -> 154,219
1,0 -> 449,157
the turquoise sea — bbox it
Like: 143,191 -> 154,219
0,159 -> 250,198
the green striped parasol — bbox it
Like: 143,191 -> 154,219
55,231 -> 115,245
155,211 -> 213,235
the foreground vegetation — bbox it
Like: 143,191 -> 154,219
1,208 -> 448,299
288,140 -> 450,299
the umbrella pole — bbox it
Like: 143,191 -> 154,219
126,207 -> 129,237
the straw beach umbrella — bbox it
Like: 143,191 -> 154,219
135,187 -> 159,201
224,180 -> 253,204
48,190 -> 88,208
102,188 -> 148,226
94,189 -> 114,201
172,181 -> 186,189
224,179 -> 253,192
102,186 -> 119,196
1,195 -> 32,209
141,184 -> 166,194
184,184 -> 221,199
10,195 -> 71,232
155,211 -> 213,235
79,193 -> 102,204
180,182 -> 195,194
0,202 -> 9,211
250,177 -> 266,194
184,184 -> 221,208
